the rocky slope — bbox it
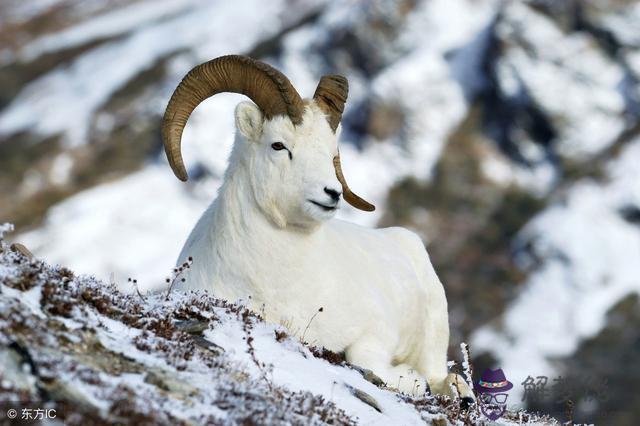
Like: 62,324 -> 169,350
0,0 -> 638,423
0,224 -> 558,425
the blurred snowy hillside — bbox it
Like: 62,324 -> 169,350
1,0 -> 639,423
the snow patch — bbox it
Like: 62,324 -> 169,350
472,138 -> 640,398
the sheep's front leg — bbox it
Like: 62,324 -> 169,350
418,280 -> 475,403
345,337 -> 426,396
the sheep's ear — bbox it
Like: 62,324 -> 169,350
235,101 -> 264,141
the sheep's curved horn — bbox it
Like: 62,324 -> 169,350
313,75 -> 348,132
333,155 -> 375,212
162,55 -> 305,181
314,75 -> 375,212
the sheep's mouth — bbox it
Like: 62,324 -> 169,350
308,200 -> 338,212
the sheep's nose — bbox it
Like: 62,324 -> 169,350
324,187 -> 342,202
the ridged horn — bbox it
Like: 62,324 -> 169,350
162,55 -> 305,181
313,75 -> 348,132
333,155 -> 375,212
314,75 -> 375,212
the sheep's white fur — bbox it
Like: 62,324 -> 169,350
177,100 -> 471,398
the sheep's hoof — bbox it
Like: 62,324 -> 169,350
460,396 -> 475,410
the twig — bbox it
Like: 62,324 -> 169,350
241,307 -> 277,394
165,256 -> 193,301
460,342 -> 480,416
301,306 -> 323,343
128,278 -> 146,303
449,379 -> 461,420
460,342 -> 474,388
564,399 -> 574,425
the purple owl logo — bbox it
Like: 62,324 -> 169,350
475,368 -> 513,420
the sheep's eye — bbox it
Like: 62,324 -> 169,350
271,142 -> 286,151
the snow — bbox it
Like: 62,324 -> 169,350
593,2 -> 640,48
495,2 -> 626,159
13,0 -> 500,283
0,0 -> 325,146
203,316 -> 426,425
371,46 -> 467,181
0,285 -> 45,319
480,145 -> 557,195
19,165 -> 209,291
0,233 -> 554,424
18,0 -> 202,61
1,1 -> 638,421
0,223 -> 15,239
472,137 -> 640,399
49,153 -> 74,186
399,0 -> 497,53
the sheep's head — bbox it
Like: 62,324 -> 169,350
162,55 -> 374,228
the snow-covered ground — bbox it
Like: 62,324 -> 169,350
1,225 -> 556,425
1,0 -> 639,422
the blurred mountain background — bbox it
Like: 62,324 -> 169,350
0,0 -> 638,423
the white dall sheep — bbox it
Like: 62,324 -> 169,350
163,55 -> 472,400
